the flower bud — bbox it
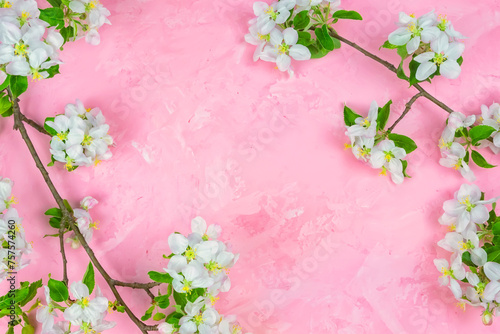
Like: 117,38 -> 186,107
482,309 -> 493,326
81,196 -> 98,211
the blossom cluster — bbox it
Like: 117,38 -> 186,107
0,0 -> 63,83
0,177 -> 31,282
386,10 -> 465,82
66,0 -> 111,45
344,101 -> 415,184
36,280 -> 115,334
65,196 -> 99,248
438,103 -> 499,181
435,183 -> 500,325
45,99 -> 114,171
150,217 -> 249,334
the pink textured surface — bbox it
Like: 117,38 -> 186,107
2,0 -> 500,333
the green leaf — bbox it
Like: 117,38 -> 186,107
297,31 -> 312,46
408,59 -> 428,86
173,291 -> 187,309
331,10 -> 363,20
62,199 -> 73,214
464,150 -> 470,164
487,245 -> 500,263
470,125 -> 496,145
315,25 -> 334,51
47,279 -> 68,302
343,105 -> 361,127
457,56 -> 463,66
165,310 -> 183,326
49,217 -> 62,229
492,222 -> 500,236
60,26 -> 75,44
19,280 -> 42,307
82,262 -> 95,294
22,325 -> 35,334
471,150 -> 496,168
141,304 -> 155,321
9,75 -> 28,98
307,41 -> 329,59
293,10 -> 310,30
380,40 -> 398,50
401,160 -> 411,178
187,288 -> 205,302
44,208 -> 62,217
0,74 -> 9,90
396,45 -> 408,60
44,117 -> 58,136
396,61 -> 409,81
47,0 -> 62,7
39,8 -> 64,28
154,294 -> 171,309
153,312 -> 166,321
45,65 -> 60,79
387,133 -> 417,154
376,100 -> 392,131
0,94 -> 12,115
462,251 -> 475,267
148,271 -> 173,284
7,326 -> 14,334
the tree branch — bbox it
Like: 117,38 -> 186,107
387,92 -> 424,133
10,93 -> 158,333
329,30 -> 455,114
20,114 -> 50,135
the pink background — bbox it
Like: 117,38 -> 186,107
2,0 -> 500,333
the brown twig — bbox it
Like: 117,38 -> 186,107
10,92 -> 158,333
20,114 -> 50,135
111,280 -> 160,301
328,30 -> 455,115
387,92 -> 424,133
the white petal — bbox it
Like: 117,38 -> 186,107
416,62 -> 437,81
484,262 -> 500,281
440,60 -> 461,79
168,233 -> 189,255
282,28 -> 298,45
289,44 -> 311,60
276,53 -> 291,71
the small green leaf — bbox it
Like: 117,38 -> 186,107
173,291 -> 187,309
0,74 -> 9,90
470,125 -> 496,145
397,45 -> 408,60
0,94 -> 12,115
315,25 -> 334,51
388,133 -> 417,154
297,31 -> 312,46
45,65 -> 60,79
331,10 -> 363,20
380,40 -> 398,50
82,262 -> 95,294
396,61 -> 409,81
307,41 -> 329,59
62,199 -> 73,214
9,75 -> 28,98
47,278 -> 69,302
457,56 -> 463,66
141,304 -> 155,321
44,117 -> 58,136
60,26 -> 75,44
154,294 -> 171,309
49,217 -> 62,229
401,160 -> 411,178
47,0 -> 62,7
44,208 -> 62,217
39,8 -> 64,28
464,150 -> 470,164
165,310 -> 183,326
492,222 -> 500,236
293,10 -> 310,30
153,312 -> 166,321
19,280 -> 43,307
471,150 -> 496,168
376,100 -> 392,131
462,251 -> 475,267
7,326 -> 14,334
343,105 -> 361,127
148,271 -> 173,284
22,325 -> 35,334
487,245 -> 500,263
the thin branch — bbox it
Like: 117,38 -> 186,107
328,30 -> 455,114
59,217 -> 69,286
20,114 -> 50,135
10,94 -> 158,333
111,280 -> 161,290
387,92 -> 424,133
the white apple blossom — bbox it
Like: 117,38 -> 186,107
345,101 -> 379,139
369,139 -> 407,184
179,297 -> 220,334
262,27 -> 311,72
158,322 -> 175,334
165,260 -> 215,294
483,262 -> 500,302
191,216 -> 222,241
388,11 -> 440,54
66,0 -> 111,45
414,37 -> 464,81
253,1 -> 295,35
0,177 -> 14,213
219,315 -> 250,334
438,231 -> 487,266
36,286 -> 60,334
347,132 -> 375,162
480,102 -> 500,150
434,256 -> 465,299
447,111 -> 476,132
434,14 -> 466,42
439,142 -> 475,182
65,196 -> 99,248
45,100 -> 114,171
63,281 -> 108,326
244,23 -> 273,62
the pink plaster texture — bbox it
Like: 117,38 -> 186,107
2,0 -> 500,333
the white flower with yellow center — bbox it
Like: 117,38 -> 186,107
165,261 -> 214,294
219,315 -> 247,334
348,135 -> 374,162
414,37 -> 464,81
68,0 -> 111,45
434,14 -> 466,42
36,286 -> 60,334
388,10 -> 440,54
244,23 -> 274,62
434,256 -> 465,299
0,177 -> 14,213
483,262 -> 500,302
253,0 -> 295,35
263,27 -> 311,72
345,101 -> 379,138
447,111 -> 476,132
179,297 -> 219,334
438,231 -> 487,266
191,216 -> 221,241
480,102 -> 500,150
157,322 -> 175,334
439,142 -> 475,182
63,281 -> 108,326
369,139 -> 407,184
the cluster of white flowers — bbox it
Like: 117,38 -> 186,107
45,99 -> 113,171
438,111 -> 476,181
388,10 -> 465,81
0,0 -> 63,83
438,103 -> 500,180
158,217 -> 249,334
0,177 -> 31,282
36,281 -> 115,334
245,0 -> 319,73
345,101 -> 407,184
65,196 -> 99,248
435,184 -> 500,325
67,0 -> 111,45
